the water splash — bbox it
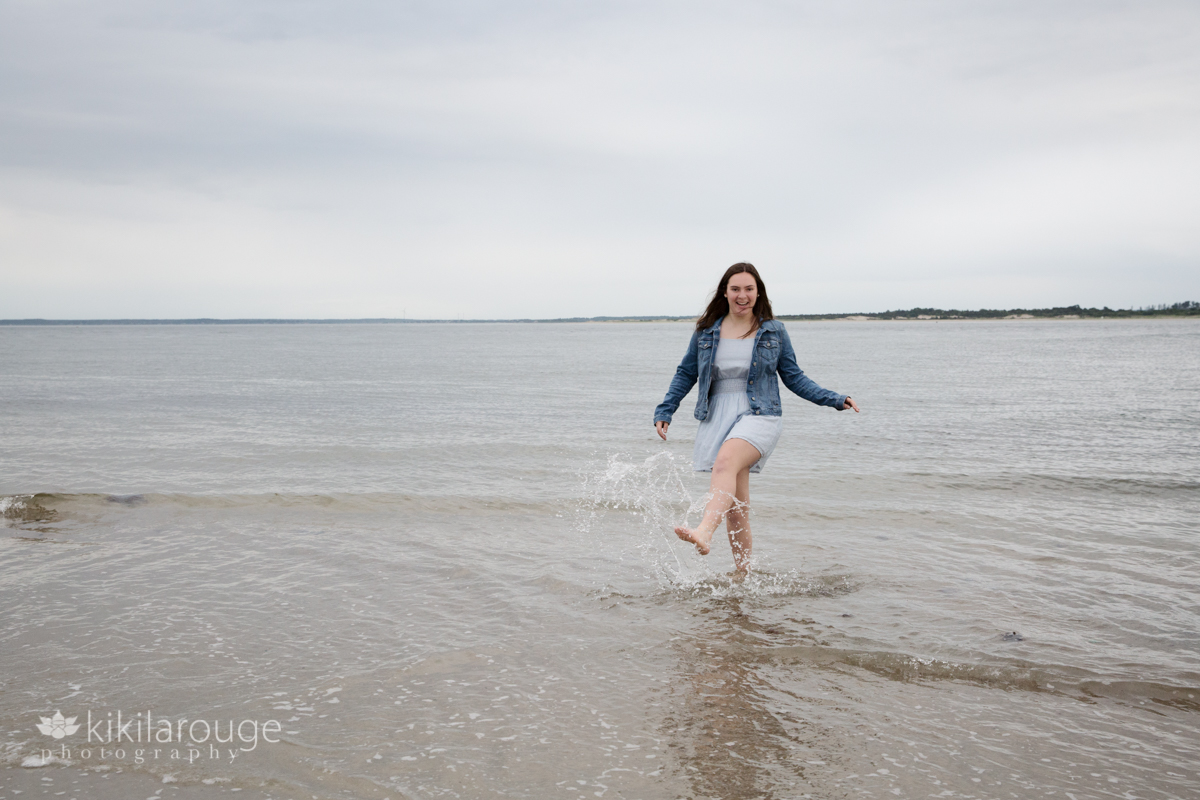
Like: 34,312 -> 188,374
575,453 -> 761,585
576,451 -> 699,582
576,453 -> 863,600
666,570 -> 860,600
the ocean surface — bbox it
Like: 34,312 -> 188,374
1,319 -> 1198,800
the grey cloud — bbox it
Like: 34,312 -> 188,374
1,0 -> 1197,317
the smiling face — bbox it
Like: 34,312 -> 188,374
724,272 -> 758,319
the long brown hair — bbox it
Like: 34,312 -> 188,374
695,262 -> 774,334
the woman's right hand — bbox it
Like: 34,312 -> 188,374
655,421 -> 669,440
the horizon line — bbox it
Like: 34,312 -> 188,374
1,302 -> 1197,326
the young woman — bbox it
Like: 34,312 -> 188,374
654,263 -> 860,572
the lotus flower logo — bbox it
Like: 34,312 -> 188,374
36,711 -> 80,739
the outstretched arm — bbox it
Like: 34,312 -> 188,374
776,326 -> 855,410
653,331 -> 701,436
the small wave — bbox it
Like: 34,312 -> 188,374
0,495 -> 57,524
0,491 -> 568,518
105,494 -> 147,506
762,642 -> 1200,711
919,471 -> 1200,496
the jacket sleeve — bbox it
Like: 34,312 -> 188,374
654,331 -> 700,423
776,325 -> 848,409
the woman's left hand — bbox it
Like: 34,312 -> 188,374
843,397 -> 860,412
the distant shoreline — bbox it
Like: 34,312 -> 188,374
1,303 -> 1196,325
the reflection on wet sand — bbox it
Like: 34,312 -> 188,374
664,596 -> 818,800
657,579 -> 1200,800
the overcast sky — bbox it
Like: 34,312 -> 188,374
1,0 -> 1197,319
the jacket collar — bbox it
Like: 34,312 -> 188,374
706,315 -> 773,335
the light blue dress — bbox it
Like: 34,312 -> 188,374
692,338 -> 784,474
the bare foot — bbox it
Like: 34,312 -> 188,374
674,526 -> 711,555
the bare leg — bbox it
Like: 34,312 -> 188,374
725,466 -> 752,572
676,438 -> 761,556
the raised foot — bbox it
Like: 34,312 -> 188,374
674,526 -> 711,555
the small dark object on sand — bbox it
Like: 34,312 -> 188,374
1002,631 -> 1025,642
841,614 -> 853,618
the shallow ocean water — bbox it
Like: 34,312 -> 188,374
1,319 -> 1198,799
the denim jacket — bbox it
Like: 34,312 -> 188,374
654,317 -> 847,423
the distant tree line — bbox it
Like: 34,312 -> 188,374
778,301 -> 1200,321
1136,301 -> 1200,312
